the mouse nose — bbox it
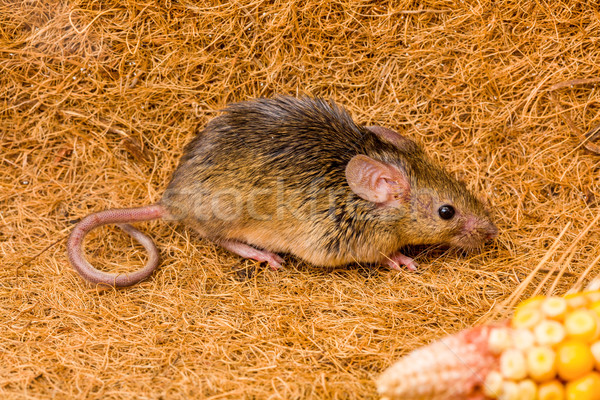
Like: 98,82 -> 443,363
465,216 -> 498,240
485,223 -> 499,240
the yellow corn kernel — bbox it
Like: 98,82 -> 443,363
556,340 -> 595,381
535,320 -> 567,346
542,297 -> 568,320
565,293 -> 589,310
588,301 -> 600,318
483,370 -> 504,398
538,380 -> 565,400
564,309 -> 600,342
585,291 -> 600,303
590,341 -> 600,369
502,380 -> 520,400
501,348 -> 528,380
517,379 -> 538,400
512,328 -> 536,351
565,371 -> 600,400
488,328 -> 513,355
513,307 -> 544,330
526,345 -> 557,382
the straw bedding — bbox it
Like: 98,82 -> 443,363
1,1 -> 599,398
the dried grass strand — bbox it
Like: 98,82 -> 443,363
486,222 -> 571,323
2,1 -> 600,398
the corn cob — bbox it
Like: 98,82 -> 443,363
377,290 -> 600,400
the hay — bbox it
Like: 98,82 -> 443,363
1,0 -> 599,398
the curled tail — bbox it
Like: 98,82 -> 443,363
67,204 -> 167,287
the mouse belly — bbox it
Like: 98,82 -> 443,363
184,217 -> 413,270
213,223 -> 402,268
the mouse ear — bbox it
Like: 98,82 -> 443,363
345,155 -> 410,204
366,125 -> 416,150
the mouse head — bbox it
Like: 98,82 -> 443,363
345,126 -> 497,250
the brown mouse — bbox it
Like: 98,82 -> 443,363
67,96 -> 497,287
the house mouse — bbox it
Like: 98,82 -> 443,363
67,96 -> 497,287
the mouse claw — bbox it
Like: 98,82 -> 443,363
217,240 -> 285,271
385,252 -> 418,272
266,254 -> 284,270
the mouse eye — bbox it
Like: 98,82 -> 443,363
438,205 -> 455,220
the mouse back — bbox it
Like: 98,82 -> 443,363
162,96 -> 368,219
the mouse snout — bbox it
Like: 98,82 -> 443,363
484,223 -> 499,240
470,216 -> 498,240
463,215 -> 498,244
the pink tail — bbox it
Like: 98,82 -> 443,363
67,204 -> 167,287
